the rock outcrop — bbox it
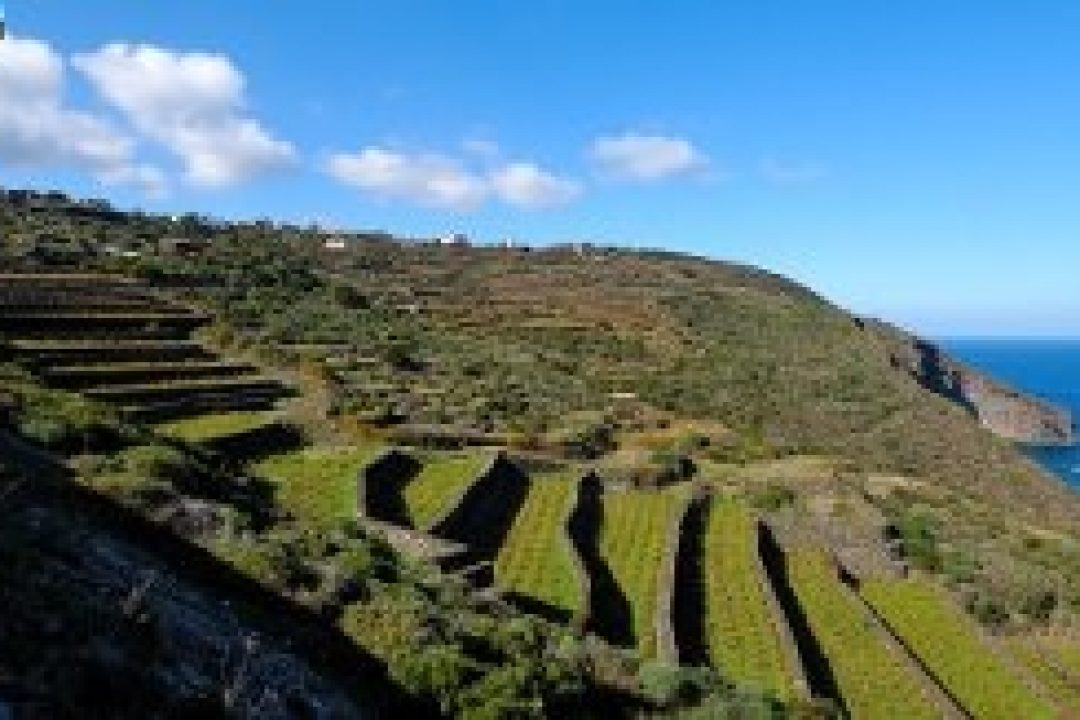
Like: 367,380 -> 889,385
878,326 -> 1074,446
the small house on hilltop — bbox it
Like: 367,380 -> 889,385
323,236 -> 348,251
439,232 -> 469,247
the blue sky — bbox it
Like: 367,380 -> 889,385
1,2 -> 1079,336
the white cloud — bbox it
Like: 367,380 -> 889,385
589,132 -> 707,181
0,36 -> 163,196
73,44 -> 296,188
327,146 -> 579,211
490,162 -> 581,208
760,157 -> 826,185
326,147 -> 488,210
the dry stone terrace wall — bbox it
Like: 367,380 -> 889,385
840,567 -> 970,719
752,519 -> 812,699
671,489 -> 710,667
356,449 -> 420,527
428,453 -> 530,562
757,522 -> 837,706
204,421 -> 306,464
41,361 -> 257,390
655,486 -> 699,665
569,474 -> 634,648
563,471 -> 597,633
4,341 -> 214,367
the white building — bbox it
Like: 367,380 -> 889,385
439,232 -> 469,246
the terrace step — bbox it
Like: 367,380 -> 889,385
84,377 -> 289,405
0,311 -> 210,343
0,310 -> 209,323
41,361 -> 258,390
0,301 -> 185,314
3,340 -> 213,365
0,286 -> 174,309
120,393 -> 286,423
0,273 -> 138,285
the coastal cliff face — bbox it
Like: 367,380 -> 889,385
879,328 -> 1074,446
958,369 -> 1074,445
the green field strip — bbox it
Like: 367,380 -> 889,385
787,552 -> 940,719
599,486 -> 683,659
703,498 -> 796,697
1003,637 -> 1080,712
256,445 -> 384,526
156,410 -> 279,443
403,452 -> 491,530
862,578 -> 1056,720
493,472 -> 582,617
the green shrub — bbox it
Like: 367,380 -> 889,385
637,661 -> 718,707
751,484 -> 795,512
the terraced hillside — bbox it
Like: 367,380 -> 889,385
0,274 -> 290,422
7,191 -> 1080,718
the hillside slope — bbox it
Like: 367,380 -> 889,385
5,189 -> 1080,718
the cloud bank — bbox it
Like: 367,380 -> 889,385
0,36 -> 164,196
73,44 -> 296,188
326,146 -> 580,211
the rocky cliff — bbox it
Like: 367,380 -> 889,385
878,326 -> 1074,446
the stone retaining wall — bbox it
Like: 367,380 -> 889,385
655,486 -> 700,665
428,453 -> 529,560
356,449 -> 419,526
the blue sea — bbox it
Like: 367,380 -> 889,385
939,337 -> 1080,489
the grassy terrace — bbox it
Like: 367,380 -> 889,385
84,377 -> 284,403
702,498 -> 794,697
1003,636 -> 1080,711
494,472 -> 582,618
402,452 -> 490,530
862,578 -> 1056,720
599,486 -> 683,659
256,445 -> 383,526
156,410 -> 279,443
787,551 -> 939,719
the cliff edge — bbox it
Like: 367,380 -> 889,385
875,324 -> 1074,446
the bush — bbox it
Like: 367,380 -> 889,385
895,509 -> 943,573
751,484 -> 795,512
637,661 -> 718,708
